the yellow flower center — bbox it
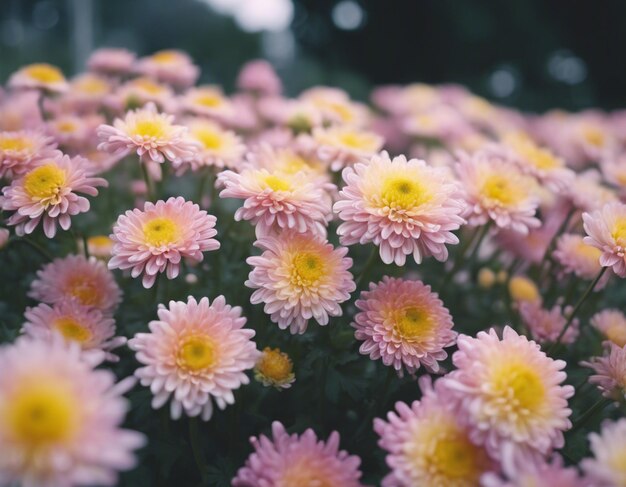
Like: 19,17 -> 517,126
381,177 -> 431,210
607,446 -> 626,475
55,120 -> 78,133
177,335 -> 216,372
413,114 -> 435,129
257,348 -> 293,382
278,458 -> 332,487
339,131 -> 370,149
74,76 -> 108,95
481,174 -> 525,206
612,217 -> 626,247
291,252 -> 326,285
23,63 -> 65,83
194,93 -> 223,108
53,317 -> 92,343
151,50 -> 179,64
65,275 -> 102,308
0,135 -> 32,152
574,240 -> 602,261
132,78 -> 166,95
131,119 -> 167,139
143,217 -> 180,247
23,164 -> 66,200
262,174 -> 291,192
192,126 -> 223,150
430,431 -> 486,481
583,127 -> 605,147
490,362 -> 545,412
326,101 -> 355,123
605,324 -> 626,348
508,276 -> 540,303
280,154 -> 311,174
5,383 -> 76,447
88,235 -> 112,248
394,306 -> 434,340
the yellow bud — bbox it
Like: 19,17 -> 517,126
508,275 -> 541,303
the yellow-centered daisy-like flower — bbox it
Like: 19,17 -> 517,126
254,347 -> 295,389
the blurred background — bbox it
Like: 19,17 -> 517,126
1,0 -> 626,111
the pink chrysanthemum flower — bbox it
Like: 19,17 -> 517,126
107,77 -> 175,113
519,301 -> 579,344
591,309 -> 626,347
455,148 -> 540,234
217,163 -> 333,238
29,254 -> 122,315
442,326 -> 574,470
8,63 -> 68,93
97,102 -> 197,166
64,74 -> 112,112
128,296 -> 258,420
0,155 -> 107,238
581,344 -> 626,400
583,202 -> 626,277
0,130 -> 57,178
237,59 -> 282,96
22,301 -> 125,362
353,276 -> 457,375
553,233 -> 609,288
334,151 -> 466,265
0,336 -> 145,487
246,232 -> 355,334
87,48 -> 136,75
307,125 -> 384,171
109,197 -> 219,288
135,49 -> 199,88
482,455 -> 586,487
568,170 -> 618,212
179,85 -> 235,120
232,421 -> 365,487
300,86 -> 371,127
582,418 -> 626,486
374,377 -> 493,487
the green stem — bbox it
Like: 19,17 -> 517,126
355,246 -> 378,289
196,168 -> 211,206
440,223 -> 490,292
81,233 -> 90,259
466,222 -> 491,268
188,418 -> 208,483
538,208 -> 576,280
141,161 -> 155,201
568,397 -> 611,436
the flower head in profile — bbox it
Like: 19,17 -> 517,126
591,309 -> 626,347
254,347 -> 295,390
581,344 -> 626,400
568,170 -> 618,212
29,254 -> 122,315
64,73 -> 112,112
0,154 -> 107,238
83,235 -> 114,260
300,86 -> 371,127
482,455 -> 586,487
0,336 -> 144,487
8,63 -> 68,93
128,296 -> 258,420
97,102 -> 197,166
108,77 -> 175,113
135,49 -> 199,88
179,85 -> 235,120
246,232 -> 355,334
23,301 -> 125,362
0,130 -> 57,178
374,377 -> 493,487
455,148 -> 540,234
334,151 -> 466,265
519,301 -> 579,344
583,201 -> 626,277
232,421 -> 365,487
582,418 -> 626,486
308,125 -> 384,171
353,277 -> 457,375
442,327 -> 574,469
109,197 -> 219,288
554,233 -> 610,288
237,59 -> 282,96
87,48 -> 136,75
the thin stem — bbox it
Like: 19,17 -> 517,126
466,222 -> 491,268
538,208 -> 576,280
141,161 -> 155,201
188,418 -> 208,483
11,237 -> 53,261
81,233 -> 90,259
195,168 -> 211,207
355,246 -> 378,289
37,92 -> 49,121
568,397 -> 611,436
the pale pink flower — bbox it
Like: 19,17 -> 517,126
334,151 -> 466,265
591,309 -> 626,347
353,276 -> 457,375
553,233 -> 610,288
482,455 -> 586,487
106,77 -> 175,113
518,301 -> 579,344
582,201 -> 626,277
568,170 -> 618,212
179,85 -> 235,120
237,59 -> 282,96
232,421 -> 365,487
581,344 -> 626,400
257,96 -> 324,130
109,197 -> 218,288
374,377 -> 493,487
601,152 -> 626,192
135,49 -> 199,88
455,148 -> 540,234
582,418 -> 626,486
128,296 -> 258,420
0,130 -> 58,178
97,102 -> 198,166
401,105 -> 471,142
29,254 -> 122,315
0,336 -> 144,487
246,232 -> 355,334
87,48 -> 136,75
8,63 -> 68,93
63,73 -> 112,113
306,125 -> 384,171
46,114 -> 104,152
300,86 -> 371,127
442,327 -> 574,471
22,301 -> 125,362
0,155 -> 107,238
0,91 -> 42,131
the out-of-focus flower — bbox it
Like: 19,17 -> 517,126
87,48 -> 136,76
478,268 -> 496,288
135,49 -> 199,88
553,233 -> 610,288
109,197 -> 219,288
64,74 -> 112,112
568,170 -> 618,212
300,86 -> 371,127
519,301 -> 579,344
601,152 -> 626,192
97,102 -> 197,166
334,151 -> 466,265
374,377 -> 493,487
401,105 -> 470,142
46,114 -> 103,152
582,418 -> 626,486
254,347 -> 295,389
442,327 -> 574,469
0,91 -> 42,131
0,228 -> 9,249
246,231 -> 355,334
0,336 -> 145,487
0,155 -> 107,238
29,254 -> 122,315
257,97 -> 323,131
353,277 -> 456,375
0,130 -> 58,178
583,201 -> 626,277
591,309 -> 626,347
108,77 -> 175,112
232,421 -> 365,487
456,148 -> 540,234
179,86 -> 235,120
581,344 -> 626,400
306,126 -> 384,171
129,296 -> 258,420
237,59 -> 282,96
482,455 -> 587,487
22,301 -> 125,362
508,275 -> 541,304
218,163 -> 333,238
8,63 -> 68,93
83,235 -> 114,260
